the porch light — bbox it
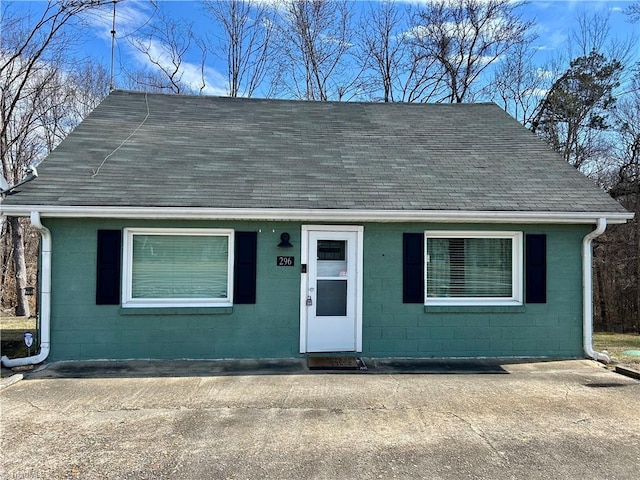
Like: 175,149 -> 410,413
278,232 -> 293,248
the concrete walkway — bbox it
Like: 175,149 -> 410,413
1,359 -> 639,479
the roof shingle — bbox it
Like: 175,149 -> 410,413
2,90 -> 628,214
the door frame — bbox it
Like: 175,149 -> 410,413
299,225 -> 364,353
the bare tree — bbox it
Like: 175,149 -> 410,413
410,0 -> 533,103
609,75 -> 640,200
487,36 -> 549,127
67,59 -> 110,118
594,76 -> 640,332
0,0 -> 109,316
272,0 -> 358,101
564,6 -> 640,333
120,70 -> 170,93
358,0 -> 407,102
357,0 -> 438,103
569,7 -> 638,87
1,0 -> 109,317
571,7 -> 612,59
1,1 -> 108,157
128,9 -> 206,94
627,1 -> 640,22
203,0 -> 274,98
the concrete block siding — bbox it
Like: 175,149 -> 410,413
364,223 -> 586,358
49,218 -> 303,361
45,218 -> 589,361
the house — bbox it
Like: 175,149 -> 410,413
0,90 -> 633,366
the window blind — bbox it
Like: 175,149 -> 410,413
131,234 -> 229,299
426,237 -> 512,298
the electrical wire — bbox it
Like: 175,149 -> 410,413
91,92 -> 149,177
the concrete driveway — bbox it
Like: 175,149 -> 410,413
1,359 -> 639,479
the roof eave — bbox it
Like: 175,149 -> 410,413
0,205 -> 634,224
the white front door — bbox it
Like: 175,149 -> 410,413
300,226 -> 363,353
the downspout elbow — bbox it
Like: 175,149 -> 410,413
1,212 -> 51,368
583,217 -> 610,364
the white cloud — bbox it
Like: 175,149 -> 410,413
129,37 -> 227,95
79,1 -> 158,43
181,63 -> 228,96
78,2 -> 228,95
528,87 -> 549,97
533,29 -> 567,53
535,67 -> 556,79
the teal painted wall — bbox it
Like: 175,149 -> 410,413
363,223 -> 587,359
44,219 -> 589,361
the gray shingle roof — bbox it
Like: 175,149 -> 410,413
2,90 -> 628,214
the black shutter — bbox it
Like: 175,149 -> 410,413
234,231 -> 257,304
403,233 -> 424,303
96,230 -> 122,305
526,234 -> 547,304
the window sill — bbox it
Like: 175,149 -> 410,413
120,307 -> 233,316
424,305 -> 526,314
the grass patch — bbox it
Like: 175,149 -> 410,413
0,316 -> 38,359
594,332 -> 640,370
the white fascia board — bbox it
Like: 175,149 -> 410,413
0,205 -> 634,224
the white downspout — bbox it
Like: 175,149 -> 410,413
582,217 -> 610,364
1,212 -> 51,368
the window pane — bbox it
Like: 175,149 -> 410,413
316,280 -> 347,316
132,235 -> 228,299
427,237 -> 512,298
317,240 -> 347,277
318,240 -> 345,261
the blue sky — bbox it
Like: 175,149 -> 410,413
5,0 -> 640,98
522,1 -> 638,52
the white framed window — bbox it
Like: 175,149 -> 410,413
425,231 -> 523,306
122,228 -> 234,308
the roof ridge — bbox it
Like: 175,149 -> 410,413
109,89 -> 498,108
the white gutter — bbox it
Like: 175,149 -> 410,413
1,212 -> 51,368
582,218 -> 610,364
0,205 -> 634,224
0,211 -> 627,368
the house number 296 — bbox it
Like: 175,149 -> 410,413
277,256 -> 295,267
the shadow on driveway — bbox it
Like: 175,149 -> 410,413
20,357 -> 518,379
